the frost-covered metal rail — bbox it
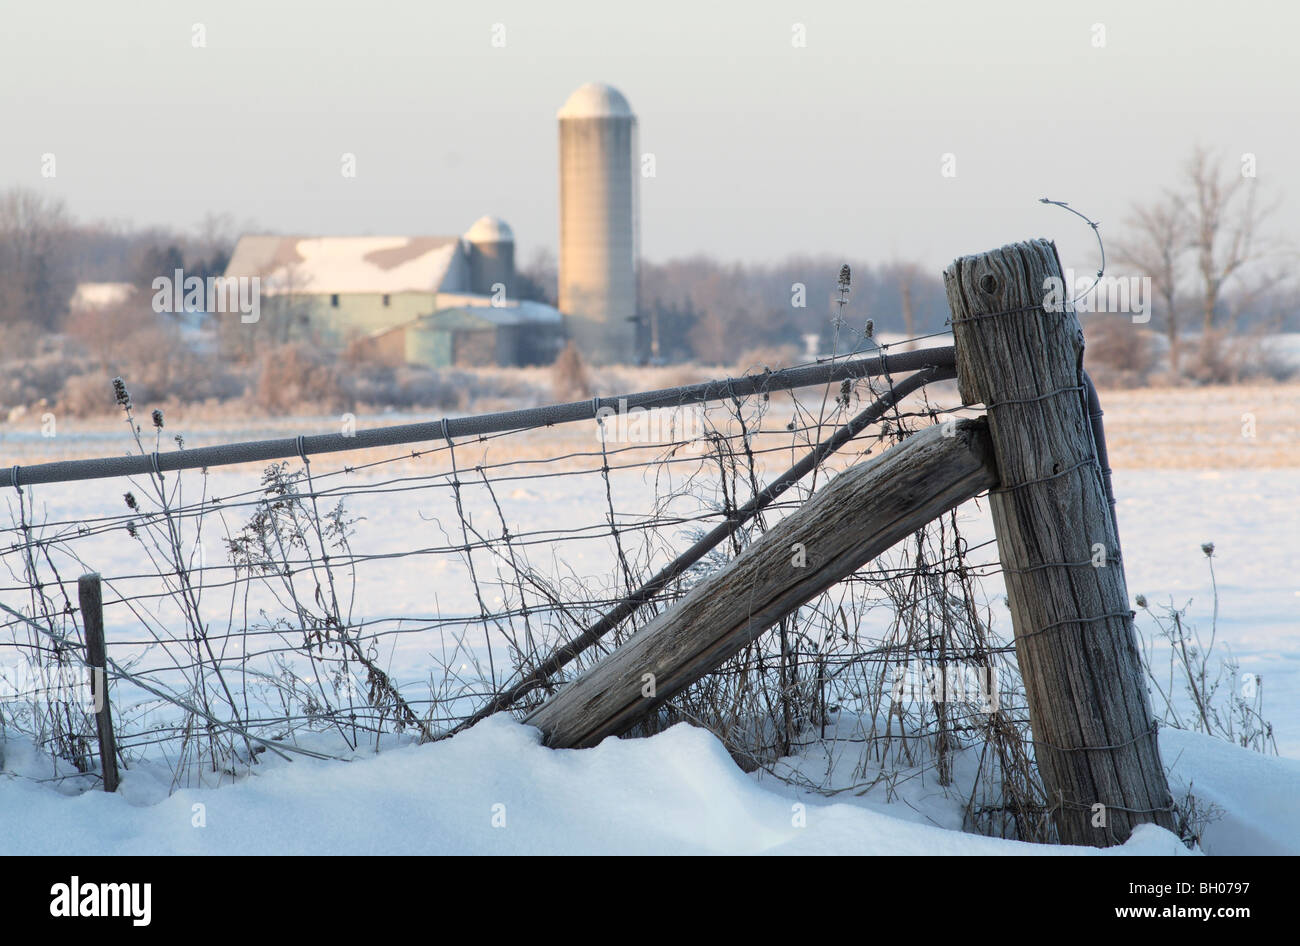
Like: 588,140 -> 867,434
1,346 -> 959,489
0,344 -> 1118,525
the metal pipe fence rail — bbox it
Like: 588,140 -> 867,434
1,346 -> 958,490
0,344 -> 1043,824
0,342 -> 1116,528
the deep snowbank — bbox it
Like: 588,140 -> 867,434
1162,727 -> 1300,855
1,718 -> 1237,856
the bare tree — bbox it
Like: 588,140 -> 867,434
892,261 -> 924,350
0,187 -> 75,330
1119,147 -> 1286,376
219,259 -> 315,359
516,247 -> 558,306
1186,147 -> 1277,340
192,212 -> 242,279
1116,194 -> 1188,371
257,261 -> 318,349
688,308 -> 728,364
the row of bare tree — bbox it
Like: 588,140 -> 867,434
0,190 -> 75,330
1,145 -> 1294,381
519,148 -> 1294,371
0,189 -> 238,333
512,249 -> 945,365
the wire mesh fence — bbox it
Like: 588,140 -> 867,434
0,344 -> 1050,839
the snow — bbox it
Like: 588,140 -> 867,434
2,405 -> 1298,854
0,717 -> 1201,856
226,235 -> 462,295
1161,727 -> 1300,855
935,467 -> 1300,758
69,282 -> 134,311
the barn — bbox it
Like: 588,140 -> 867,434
219,217 -> 564,367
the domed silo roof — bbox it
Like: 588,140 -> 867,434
557,83 -> 635,120
464,215 -> 514,243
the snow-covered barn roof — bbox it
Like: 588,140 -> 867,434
224,235 -> 463,295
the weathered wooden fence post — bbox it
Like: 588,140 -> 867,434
79,572 -> 120,793
528,418 -> 998,749
944,239 -> 1175,845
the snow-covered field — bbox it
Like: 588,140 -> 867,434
1,388 -> 1298,855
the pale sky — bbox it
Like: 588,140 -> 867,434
2,0 -> 1297,274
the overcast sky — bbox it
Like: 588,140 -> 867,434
2,0 -> 1296,274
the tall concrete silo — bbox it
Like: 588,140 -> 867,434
464,215 -> 515,300
558,82 -> 639,364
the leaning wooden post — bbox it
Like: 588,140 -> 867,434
79,572 -> 120,793
528,419 -> 998,749
944,239 -> 1175,846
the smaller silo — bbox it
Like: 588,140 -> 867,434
464,216 -> 516,301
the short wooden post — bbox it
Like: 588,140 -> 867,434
79,572 -> 120,793
944,239 -> 1176,845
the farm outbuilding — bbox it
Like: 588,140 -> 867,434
219,217 -> 564,367
351,298 -> 565,368
215,81 -> 647,368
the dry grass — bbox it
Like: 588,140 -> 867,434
550,341 -> 592,401
6,365 -> 1300,471
1090,382 -> 1300,469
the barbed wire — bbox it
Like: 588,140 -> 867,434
0,330 -> 1051,836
